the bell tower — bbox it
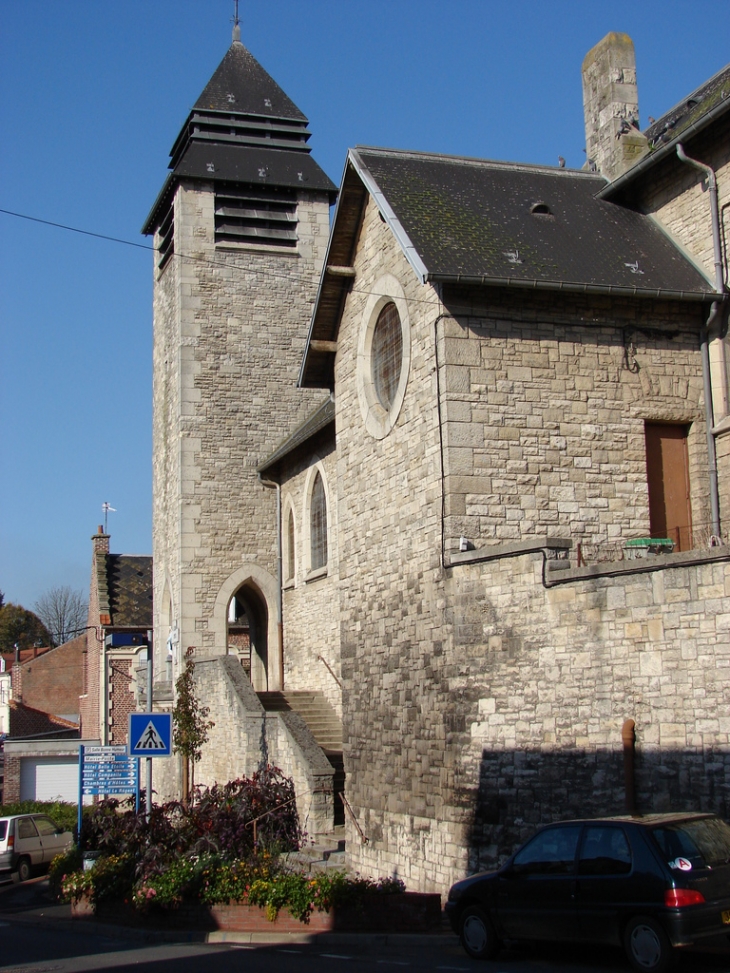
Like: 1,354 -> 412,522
143,26 -> 336,688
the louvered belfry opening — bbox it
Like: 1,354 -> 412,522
157,202 -> 174,270
215,183 -> 297,248
372,302 -> 403,409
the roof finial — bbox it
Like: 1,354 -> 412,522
232,0 -> 241,43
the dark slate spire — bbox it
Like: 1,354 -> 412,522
143,38 -> 336,235
194,42 -> 306,122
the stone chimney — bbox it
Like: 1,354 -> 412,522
582,32 -> 649,180
92,525 -> 110,556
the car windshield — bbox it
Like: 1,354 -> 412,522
652,817 -> 730,870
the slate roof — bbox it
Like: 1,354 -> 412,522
171,143 -> 335,193
351,148 -> 713,295
97,555 -> 153,629
643,63 -> 730,151
143,41 -> 336,234
193,41 -> 307,120
301,146 -> 714,389
258,396 -> 334,477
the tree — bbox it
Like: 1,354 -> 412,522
172,647 -> 214,804
34,586 -> 86,646
0,603 -> 51,654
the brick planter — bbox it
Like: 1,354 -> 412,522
73,892 -> 442,933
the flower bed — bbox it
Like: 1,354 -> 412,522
53,770 -> 443,934
72,891 -> 442,934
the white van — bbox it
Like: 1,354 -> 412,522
0,813 -> 73,881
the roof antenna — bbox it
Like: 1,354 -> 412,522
232,0 -> 241,43
102,501 -> 116,534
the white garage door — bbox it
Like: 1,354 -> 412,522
20,757 -> 78,802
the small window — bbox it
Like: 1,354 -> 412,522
372,302 -> 403,410
530,202 -> 553,216
310,471 -> 328,571
286,507 -> 296,581
17,818 -> 39,839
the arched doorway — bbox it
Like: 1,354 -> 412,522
227,583 -> 269,691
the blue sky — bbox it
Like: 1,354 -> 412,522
1,0 -> 728,610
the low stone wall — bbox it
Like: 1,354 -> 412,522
175,657 -> 335,834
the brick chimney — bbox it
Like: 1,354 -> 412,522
92,525 -> 110,556
582,32 -> 649,180
11,647 -> 22,703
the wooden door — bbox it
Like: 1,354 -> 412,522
644,423 -> 692,551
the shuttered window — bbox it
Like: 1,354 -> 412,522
310,472 -> 328,570
215,184 -> 297,248
372,302 -> 402,409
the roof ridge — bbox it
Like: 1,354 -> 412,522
353,145 -> 606,179
645,61 -> 730,134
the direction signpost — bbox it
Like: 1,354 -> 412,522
77,745 -> 140,839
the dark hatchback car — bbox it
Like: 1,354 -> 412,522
446,813 -> 730,972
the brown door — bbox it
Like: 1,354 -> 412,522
645,423 -> 692,551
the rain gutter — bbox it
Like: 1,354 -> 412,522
429,273 -> 713,303
258,476 -> 284,690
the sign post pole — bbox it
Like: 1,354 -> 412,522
146,650 -> 153,822
77,745 -> 84,845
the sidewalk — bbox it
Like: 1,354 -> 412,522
0,876 -> 457,949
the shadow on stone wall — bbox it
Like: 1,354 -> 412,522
464,745 -> 730,874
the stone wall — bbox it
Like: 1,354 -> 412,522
151,182 -> 331,689
329,195 -> 730,894
439,285 -> 709,557
342,544 -> 730,893
625,113 -> 730,526
280,426 -> 341,715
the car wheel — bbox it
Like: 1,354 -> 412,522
459,904 -> 500,960
16,857 -> 31,883
624,916 -> 675,973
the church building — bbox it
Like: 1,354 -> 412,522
142,26 -> 730,892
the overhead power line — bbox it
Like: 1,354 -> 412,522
0,204 -> 445,311
0,207 -> 155,251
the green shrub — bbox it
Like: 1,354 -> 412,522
0,800 -> 78,834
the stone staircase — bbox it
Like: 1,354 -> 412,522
258,690 -> 345,827
283,826 -> 346,875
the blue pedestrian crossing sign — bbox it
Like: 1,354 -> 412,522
129,712 -> 172,757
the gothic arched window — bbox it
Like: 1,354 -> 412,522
310,471 -> 328,570
286,507 -> 296,581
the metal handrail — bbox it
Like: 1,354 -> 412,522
317,654 -> 342,689
339,792 -> 368,844
244,796 -> 297,845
